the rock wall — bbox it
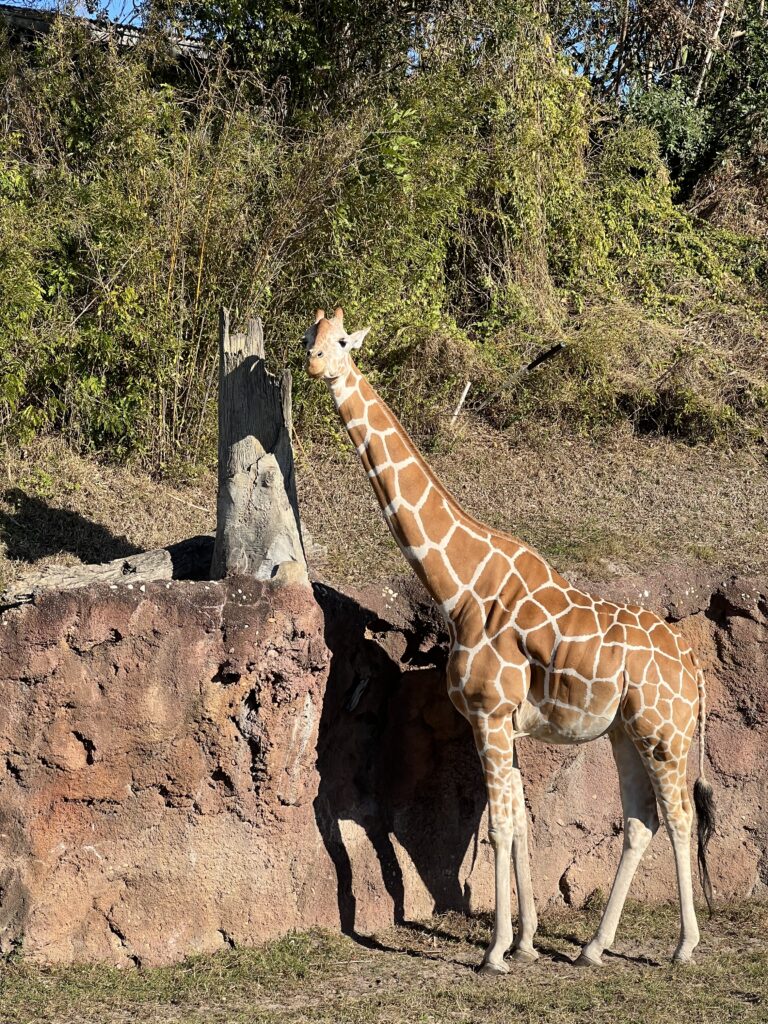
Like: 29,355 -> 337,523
0,572 -> 765,965
0,580 -> 333,965
315,573 -> 768,923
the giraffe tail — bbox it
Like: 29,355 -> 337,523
693,667 -> 716,917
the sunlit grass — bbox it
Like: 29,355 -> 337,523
1,903 -> 765,1024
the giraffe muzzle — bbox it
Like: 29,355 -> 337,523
306,354 -> 326,378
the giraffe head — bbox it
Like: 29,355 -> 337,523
304,307 -> 370,381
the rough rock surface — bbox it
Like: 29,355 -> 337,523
0,571 -> 765,965
0,579 -> 332,965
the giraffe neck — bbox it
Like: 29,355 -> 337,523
328,362 -> 525,617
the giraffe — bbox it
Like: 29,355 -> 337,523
304,307 -> 716,972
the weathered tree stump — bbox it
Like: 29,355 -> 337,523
210,309 -> 307,584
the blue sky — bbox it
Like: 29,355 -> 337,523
2,0 -> 142,24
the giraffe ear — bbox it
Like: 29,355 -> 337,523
314,308 -> 325,323
345,327 -> 370,350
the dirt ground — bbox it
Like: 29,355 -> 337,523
0,901 -> 765,1023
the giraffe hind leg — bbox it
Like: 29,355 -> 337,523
577,727 -> 659,966
645,753 -> 700,962
621,719 -> 700,963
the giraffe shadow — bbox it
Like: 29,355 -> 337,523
530,935 -> 583,964
399,919 -> 484,946
346,929 -> 469,967
603,950 -> 660,968
0,488 -> 141,565
312,583 -> 486,945
544,931 -> 661,968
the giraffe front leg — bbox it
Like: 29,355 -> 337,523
509,753 -> 539,964
473,717 -> 523,975
483,821 -> 513,975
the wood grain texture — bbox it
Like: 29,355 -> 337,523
210,309 -> 307,583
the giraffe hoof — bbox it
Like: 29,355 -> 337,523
574,951 -> 603,968
672,953 -> 695,965
478,958 -> 509,976
511,947 -> 539,965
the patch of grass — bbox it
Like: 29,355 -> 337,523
0,931 -> 352,1024
0,903 -> 765,1024
528,520 -> 652,574
686,542 -> 718,563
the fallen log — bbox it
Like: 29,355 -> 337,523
0,534 -> 214,608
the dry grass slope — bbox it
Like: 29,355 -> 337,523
2,423 -> 767,595
296,417 -> 768,586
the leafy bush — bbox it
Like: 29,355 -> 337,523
629,83 -> 710,176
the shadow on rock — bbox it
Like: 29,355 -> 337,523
312,581 -> 485,942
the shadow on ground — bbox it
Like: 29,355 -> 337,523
0,488 -> 142,564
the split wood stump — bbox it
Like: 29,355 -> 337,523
210,309 -> 308,585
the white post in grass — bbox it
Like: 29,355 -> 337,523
450,381 -> 472,428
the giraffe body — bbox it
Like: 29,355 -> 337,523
304,308 -> 714,970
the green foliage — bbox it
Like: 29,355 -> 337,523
703,0 -> 768,168
0,2 -> 766,466
629,82 -> 710,174
165,0 -> 418,112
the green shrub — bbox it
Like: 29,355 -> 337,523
0,6 -> 766,467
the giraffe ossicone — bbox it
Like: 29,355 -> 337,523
303,309 -> 716,971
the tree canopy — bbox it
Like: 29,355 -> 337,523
0,0 -> 765,466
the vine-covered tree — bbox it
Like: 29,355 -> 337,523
0,0 -> 765,463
